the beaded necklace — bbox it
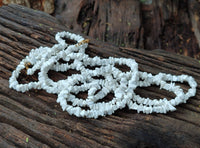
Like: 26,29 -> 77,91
9,31 -> 197,118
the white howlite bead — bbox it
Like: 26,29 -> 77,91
143,106 -> 153,114
9,31 -> 197,118
129,102 -> 137,110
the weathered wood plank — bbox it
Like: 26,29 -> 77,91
0,4 -> 200,148
54,0 -> 200,58
0,0 -> 55,14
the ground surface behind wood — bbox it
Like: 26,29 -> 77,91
54,0 -> 200,59
0,4 -> 200,148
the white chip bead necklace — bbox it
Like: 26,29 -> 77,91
9,31 -> 197,118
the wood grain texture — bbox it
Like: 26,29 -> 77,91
0,4 -> 200,148
54,0 -> 200,59
0,0 -> 54,14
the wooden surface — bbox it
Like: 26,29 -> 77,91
0,4 -> 200,148
0,0 -> 54,14
54,0 -> 200,59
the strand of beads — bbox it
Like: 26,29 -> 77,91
9,31 -> 197,118
9,31 -> 84,92
128,72 -> 197,114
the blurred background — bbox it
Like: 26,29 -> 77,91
1,0 -> 200,60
